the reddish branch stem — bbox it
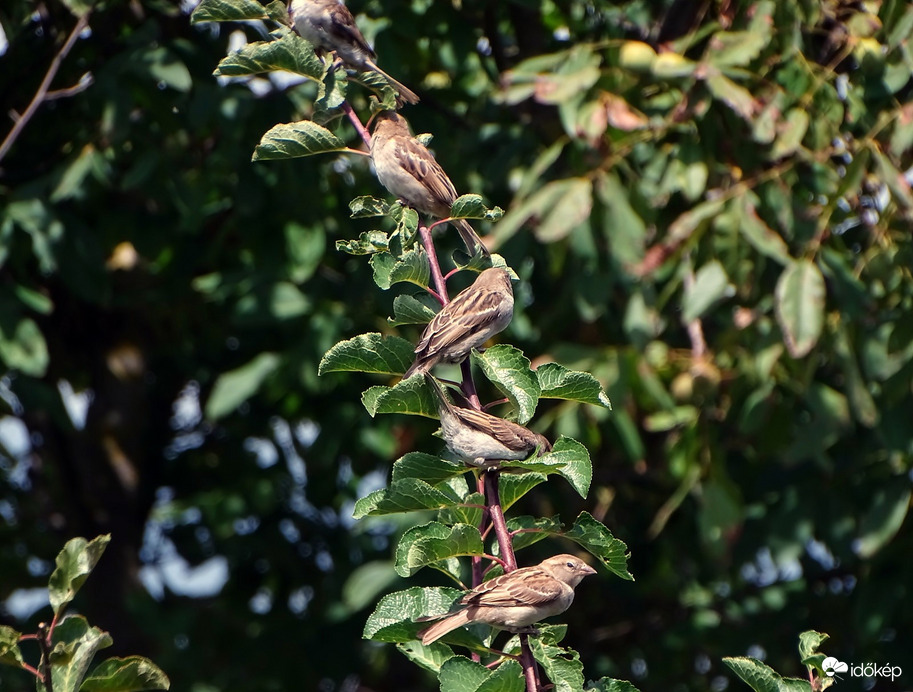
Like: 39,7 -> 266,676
341,101 -> 372,149
484,471 -> 540,691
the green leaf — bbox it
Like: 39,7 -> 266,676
722,657 -> 811,692
388,294 -> 438,327
770,108 -> 809,159
536,363 -> 611,408
336,230 -> 390,255
855,483 -> 910,558
0,625 -> 24,667
585,678 -> 642,692
450,195 -> 504,222
349,196 -> 391,218
252,121 -> 349,161
363,586 -> 464,642
395,641 -> 456,674
353,479 -> 462,518
439,656 -> 524,692
214,34 -> 323,80
391,453 -> 467,485
341,561 -> 401,614
49,616 -> 114,692
493,178 -> 593,244
319,333 -> 415,376
0,316 -> 49,376
370,250 -> 431,290
738,195 -> 790,263
205,353 -> 280,420
505,516 -> 563,552
190,0 -> 268,23
361,376 -> 438,417
504,437 -> 592,498
775,259 -> 825,358
682,260 -> 733,322
395,523 -> 484,577
80,656 -> 170,691
471,346 -> 541,424
564,512 -> 632,581
49,536 -> 111,616
797,630 -> 830,666
528,637 -> 584,692
707,30 -> 770,68
498,473 -> 547,510
705,73 -> 757,120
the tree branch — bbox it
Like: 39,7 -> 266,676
0,12 -> 91,164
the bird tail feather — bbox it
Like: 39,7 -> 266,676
454,219 -> 490,257
371,64 -> 420,105
419,609 -> 472,645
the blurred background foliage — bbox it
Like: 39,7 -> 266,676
1,0 -> 912,690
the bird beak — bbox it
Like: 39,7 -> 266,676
582,563 -> 597,575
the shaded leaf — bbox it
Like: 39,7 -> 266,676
392,453 -> 467,485
528,638 -> 584,692
775,260 -> 825,358
191,0 -> 268,23
49,616 -> 113,692
504,437 -> 592,498
80,656 -> 170,691
336,230 -> 390,255
388,294 -> 438,326
855,483 -> 910,558
682,260 -> 733,322
450,195 -> 504,222
722,657 -> 811,692
395,641 -> 456,675
205,353 -> 280,420
0,625 -> 24,667
49,536 -> 111,615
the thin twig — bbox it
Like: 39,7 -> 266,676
0,12 -> 91,164
419,223 -> 449,306
341,101 -> 372,149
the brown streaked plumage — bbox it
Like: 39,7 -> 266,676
426,374 -> 550,466
370,110 -> 489,256
403,268 -> 513,378
290,0 -> 419,105
418,554 -> 597,645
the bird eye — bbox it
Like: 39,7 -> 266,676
566,561 -> 574,568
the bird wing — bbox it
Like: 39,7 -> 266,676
454,408 -> 542,453
414,286 -> 502,355
391,136 -> 458,208
463,566 -> 565,607
326,3 -> 376,61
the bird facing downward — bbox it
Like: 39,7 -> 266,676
403,268 -> 513,378
370,110 -> 489,256
418,554 -> 597,645
289,0 -> 419,105
426,374 -> 551,467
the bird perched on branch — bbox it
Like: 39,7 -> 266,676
425,375 -> 550,467
289,0 -> 419,105
403,268 -> 513,378
370,110 -> 489,256
418,554 -> 597,645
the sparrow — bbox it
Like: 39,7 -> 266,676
289,0 -> 420,105
370,110 -> 489,256
403,268 -> 513,378
426,375 -> 551,467
418,554 -> 597,645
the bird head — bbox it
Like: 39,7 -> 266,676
539,554 -> 597,587
372,110 -> 410,136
